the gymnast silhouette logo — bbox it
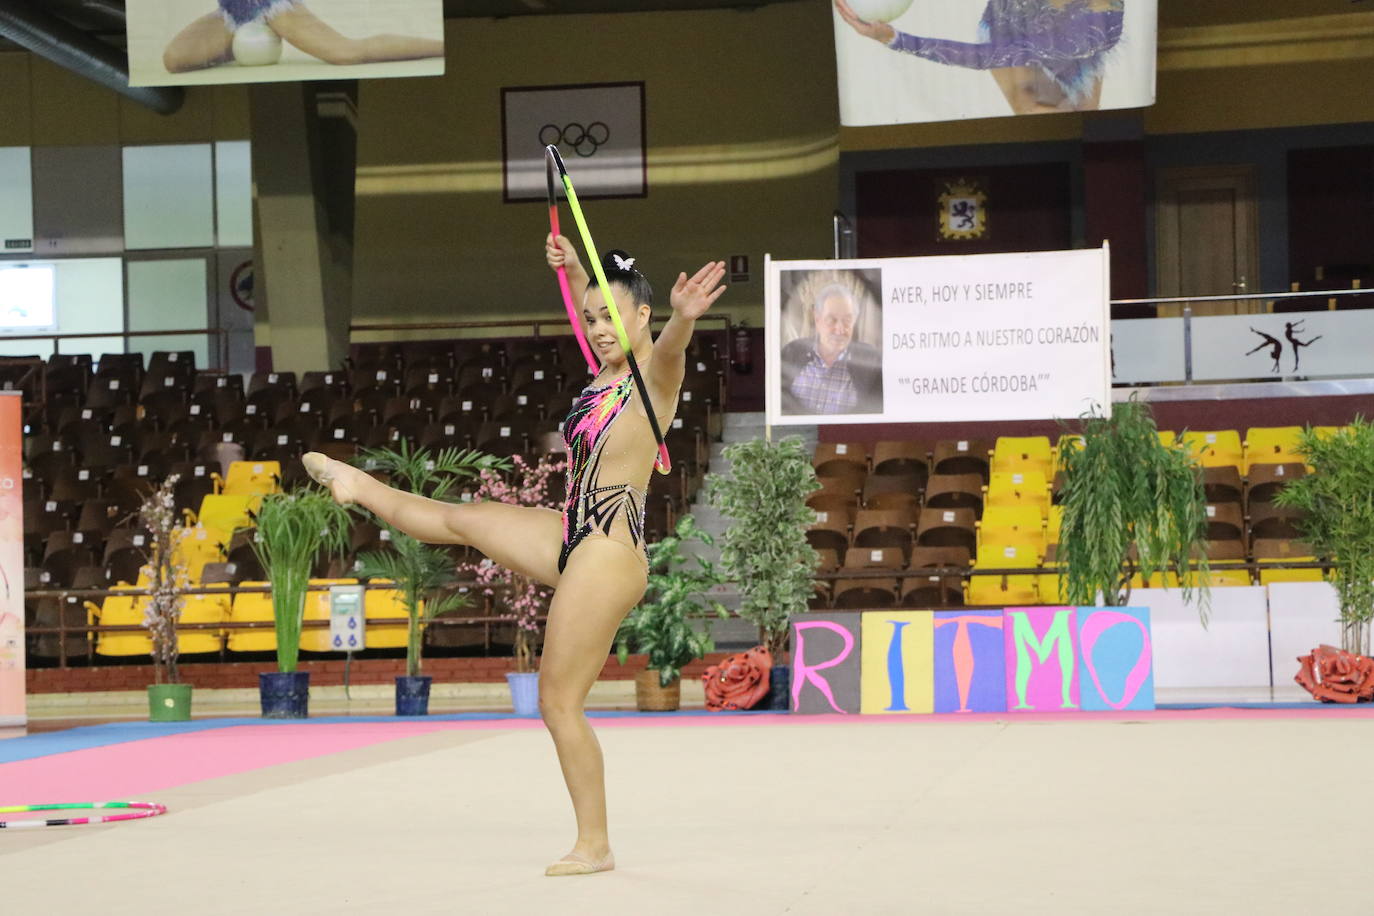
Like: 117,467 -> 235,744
538,122 -> 610,158
1246,321 -> 1324,373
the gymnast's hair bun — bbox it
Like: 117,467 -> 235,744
592,248 -> 654,307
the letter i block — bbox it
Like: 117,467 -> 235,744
860,611 -> 933,715
1004,607 -> 1079,711
1077,607 -> 1155,711
789,613 -> 862,714
934,610 -> 1006,713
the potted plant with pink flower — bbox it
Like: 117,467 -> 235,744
138,473 -> 193,721
459,454 -> 565,715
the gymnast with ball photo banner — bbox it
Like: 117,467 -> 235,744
125,0 -> 444,87
832,0 -> 1158,126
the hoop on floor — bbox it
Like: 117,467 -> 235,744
545,143 -> 672,475
0,801 -> 168,830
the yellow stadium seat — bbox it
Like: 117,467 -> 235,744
978,505 -> 1045,554
985,470 -> 1050,517
1209,570 -> 1253,588
1157,430 -> 1177,448
1311,426 -> 1343,441
227,583 -> 276,653
1035,566 -> 1068,604
1046,504 -> 1064,546
1178,430 -> 1243,469
301,579 -> 358,652
218,460 -> 282,497
88,582 -> 153,657
990,436 -> 1054,478
178,584 -> 230,655
967,542 -> 1040,606
1243,427 -> 1304,475
1258,556 -> 1324,585
196,493 -> 262,534
1053,435 -> 1083,470
1130,569 -> 1181,590
172,525 -> 227,584
365,581 -> 411,650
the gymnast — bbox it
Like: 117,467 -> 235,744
835,0 -> 1125,114
303,238 -> 726,876
162,0 -> 444,73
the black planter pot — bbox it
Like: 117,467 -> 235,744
395,675 -> 432,716
259,671 -> 310,719
765,664 -> 791,711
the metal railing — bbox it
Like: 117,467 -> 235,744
0,327 -> 230,372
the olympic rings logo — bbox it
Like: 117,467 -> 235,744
538,122 -> 610,158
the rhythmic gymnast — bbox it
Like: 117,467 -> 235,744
835,0 -> 1125,114
162,0 -> 444,73
303,238 -> 727,877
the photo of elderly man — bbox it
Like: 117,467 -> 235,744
779,269 -> 883,416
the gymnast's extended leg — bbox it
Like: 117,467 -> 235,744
538,538 -> 649,875
303,453 -> 563,587
267,7 -> 444,66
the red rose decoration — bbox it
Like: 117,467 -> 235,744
1295,644 -> 1374,703
703,646 -> 774,711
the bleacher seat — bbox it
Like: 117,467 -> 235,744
1179,430 -> 1243,469
924,473 -> 984,516
967,542 -> 1040,606
978,505 -> 1045,554
195,493 -> 262,535
178,584 -> 231,655
365,582 -> 410,649
813,442 -> 868,476
1254,539 -> 1323,584
1242,427 -> 1305,474
990,436 -> 1053,478
832,571 -> 897,609
916,507 -> 977,554
217,460 -> 281,497
932,439 -> 992,480
227,583 -> 275,653
984,470 -> 1050,517
1246,463 -> 1305,504
87,581 -> 153,657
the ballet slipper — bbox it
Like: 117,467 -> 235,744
301,452 -> 358,505
544,850 -> 615,877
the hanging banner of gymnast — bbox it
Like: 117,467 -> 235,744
831,0 -> 1157,126
126,0 -> 445,87
764,245 -> 1111,426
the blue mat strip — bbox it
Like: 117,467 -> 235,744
0,710 -> 774,765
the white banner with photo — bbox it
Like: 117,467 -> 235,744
126,0 -> 444,87
765,246 -> 1111,426
832,0 -> 1157,126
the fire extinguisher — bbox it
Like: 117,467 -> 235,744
732,321 -> 753,374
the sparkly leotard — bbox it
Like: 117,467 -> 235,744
558,370 -> 667,573
886,0 -> 1125,107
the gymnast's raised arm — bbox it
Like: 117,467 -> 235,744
648,261 -> 727,405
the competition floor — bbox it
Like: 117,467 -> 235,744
3,707 -> 1372,914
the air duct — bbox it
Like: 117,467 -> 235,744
0,1 -> 183,115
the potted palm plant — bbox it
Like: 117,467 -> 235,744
459,454 -> 563,715
251,488 -> 352,718
139,474 -> 193,722
614,515 -> 729,711
352,441 -> 507,715
706,435 -> 821,709
1057,397 -> 1211,616
1273,419 -> 1374,656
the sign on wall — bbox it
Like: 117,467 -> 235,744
765,246 -> 1111,426
501,82 -> 648,202
790,606 -> 1156,716
832,0 -> 1158,126
0,392 -> 24,737
126,0 -> 445,87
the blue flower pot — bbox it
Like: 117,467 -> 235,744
765,664 -> 791,711
259,671 -> 310,719
506,671 -> 540,716
395,675 -> 432,716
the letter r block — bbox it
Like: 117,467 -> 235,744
789,613 -> 863,714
